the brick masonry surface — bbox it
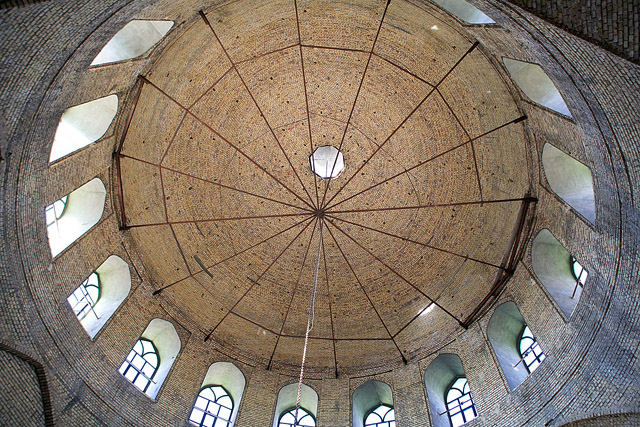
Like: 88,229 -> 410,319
1,1 -> 640,426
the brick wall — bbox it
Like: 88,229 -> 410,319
1,1 -> 639,426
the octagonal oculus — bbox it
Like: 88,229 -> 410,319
310,146 -> 344,179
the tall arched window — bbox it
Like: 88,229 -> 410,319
119,338 -> 158,393
519,326 -> 545,373
353,380 -> 395,427
66,255 -> 131,338
279,407 -> 316,427
532,229 -> 588,317
272,383 -> 318,427
119,318 -> 181,398
542,143 -> 595,223
91,20 -> 174,66
364,404 -> 395,427
189,385 -> 233,427
46,177 -> 106,257
445,378 -> 477,427
49,95 -> 118,162
191,362 -> 246,426
487,302 -> 545,390
424,353 -> 477,427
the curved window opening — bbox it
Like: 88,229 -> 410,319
119,338 -> 158,393
46,178 -> 107,258
193,362 -> 245,426
542,143 -> 595,223
189,385 -> 233,427
430,0 -> 495,24
487,302 -> 544,390
532,229 -> 588,317
353,380 -> 395,427
49,95 -> 118,163
119,318 -> 181,398
91,20 -> 174,66
503,58 -> 571,117
424,354 -> 477,427
519,326 -> 545,374
446,378 -> 476,427
67,255 -> 131,338
67,272 -> 100,321
364,404 -> 395,427
273,383 -> 318,427
279,407 -> 316,427
45,195 -> 67,226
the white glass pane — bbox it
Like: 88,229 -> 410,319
190,408 -> 205,423
218,395 -> 232,408
141,363 -> 155,378
218,406 -> 231,420
203,414 -> 215,427
281,412 -> 296,423
124,367 -> 137,381
451,413 -> 464,427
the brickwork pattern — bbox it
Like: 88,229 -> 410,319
503,0 -> 640,64
0,0 -> 639,426
0,349 -> 45,426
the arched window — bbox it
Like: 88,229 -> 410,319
424,354 -> 477,427
430,0 -> 495,24
487,302 -> 545,390
119,318 -> 181,398
279,407 -> 316,427
46,177 -> 107,257
353,381 -> 395,427
91,20 -> 174,66
192,362 -> 246,426
119,338 -> 158,393
502,58 -> 572,117
445,378 -> 476,427
272,383 -> 318,427
66,255 -> 131,338
49,95 -> 118,162
67,272 -> 100,321
519,326 -> 545,374
532,229 -> 588,317
364,404 -> 395,427
189,385 -> 233,427
542,143 -> 595,223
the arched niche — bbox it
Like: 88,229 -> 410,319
430,0 -> 495,24
272,382 -> 318,427
138,318 -> 181,399
352,380 -> 394,427
542,143 -> 596,223
46,178 -> 106,258
424,354 -> 476,427
69,255 -> 131,339
487,302 -> 541,390
503,57 -> 572,117
532,229 -> 587,317
198,362 -> 246,425
49,95 -> 118,163
91,20 -> 174,66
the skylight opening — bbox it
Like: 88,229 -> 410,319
430,0 -> 495,24
310,146 -> 344,179
49,95 -> 118,163
503,58 -> 572,117
91,20 -> 174,66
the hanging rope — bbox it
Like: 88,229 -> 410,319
294,220 -> 323,424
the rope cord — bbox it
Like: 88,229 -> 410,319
294,220 -> 323,424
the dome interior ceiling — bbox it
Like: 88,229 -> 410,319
118,0 -> 531,377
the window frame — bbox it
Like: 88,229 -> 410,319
278,406 -> 317,427
444,377 -> 477,427
518,325 -> 545,374
119,338 -> 159,393
363,404 -> 396,427
189,384 -> 234,427
67,271 -> 101,321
